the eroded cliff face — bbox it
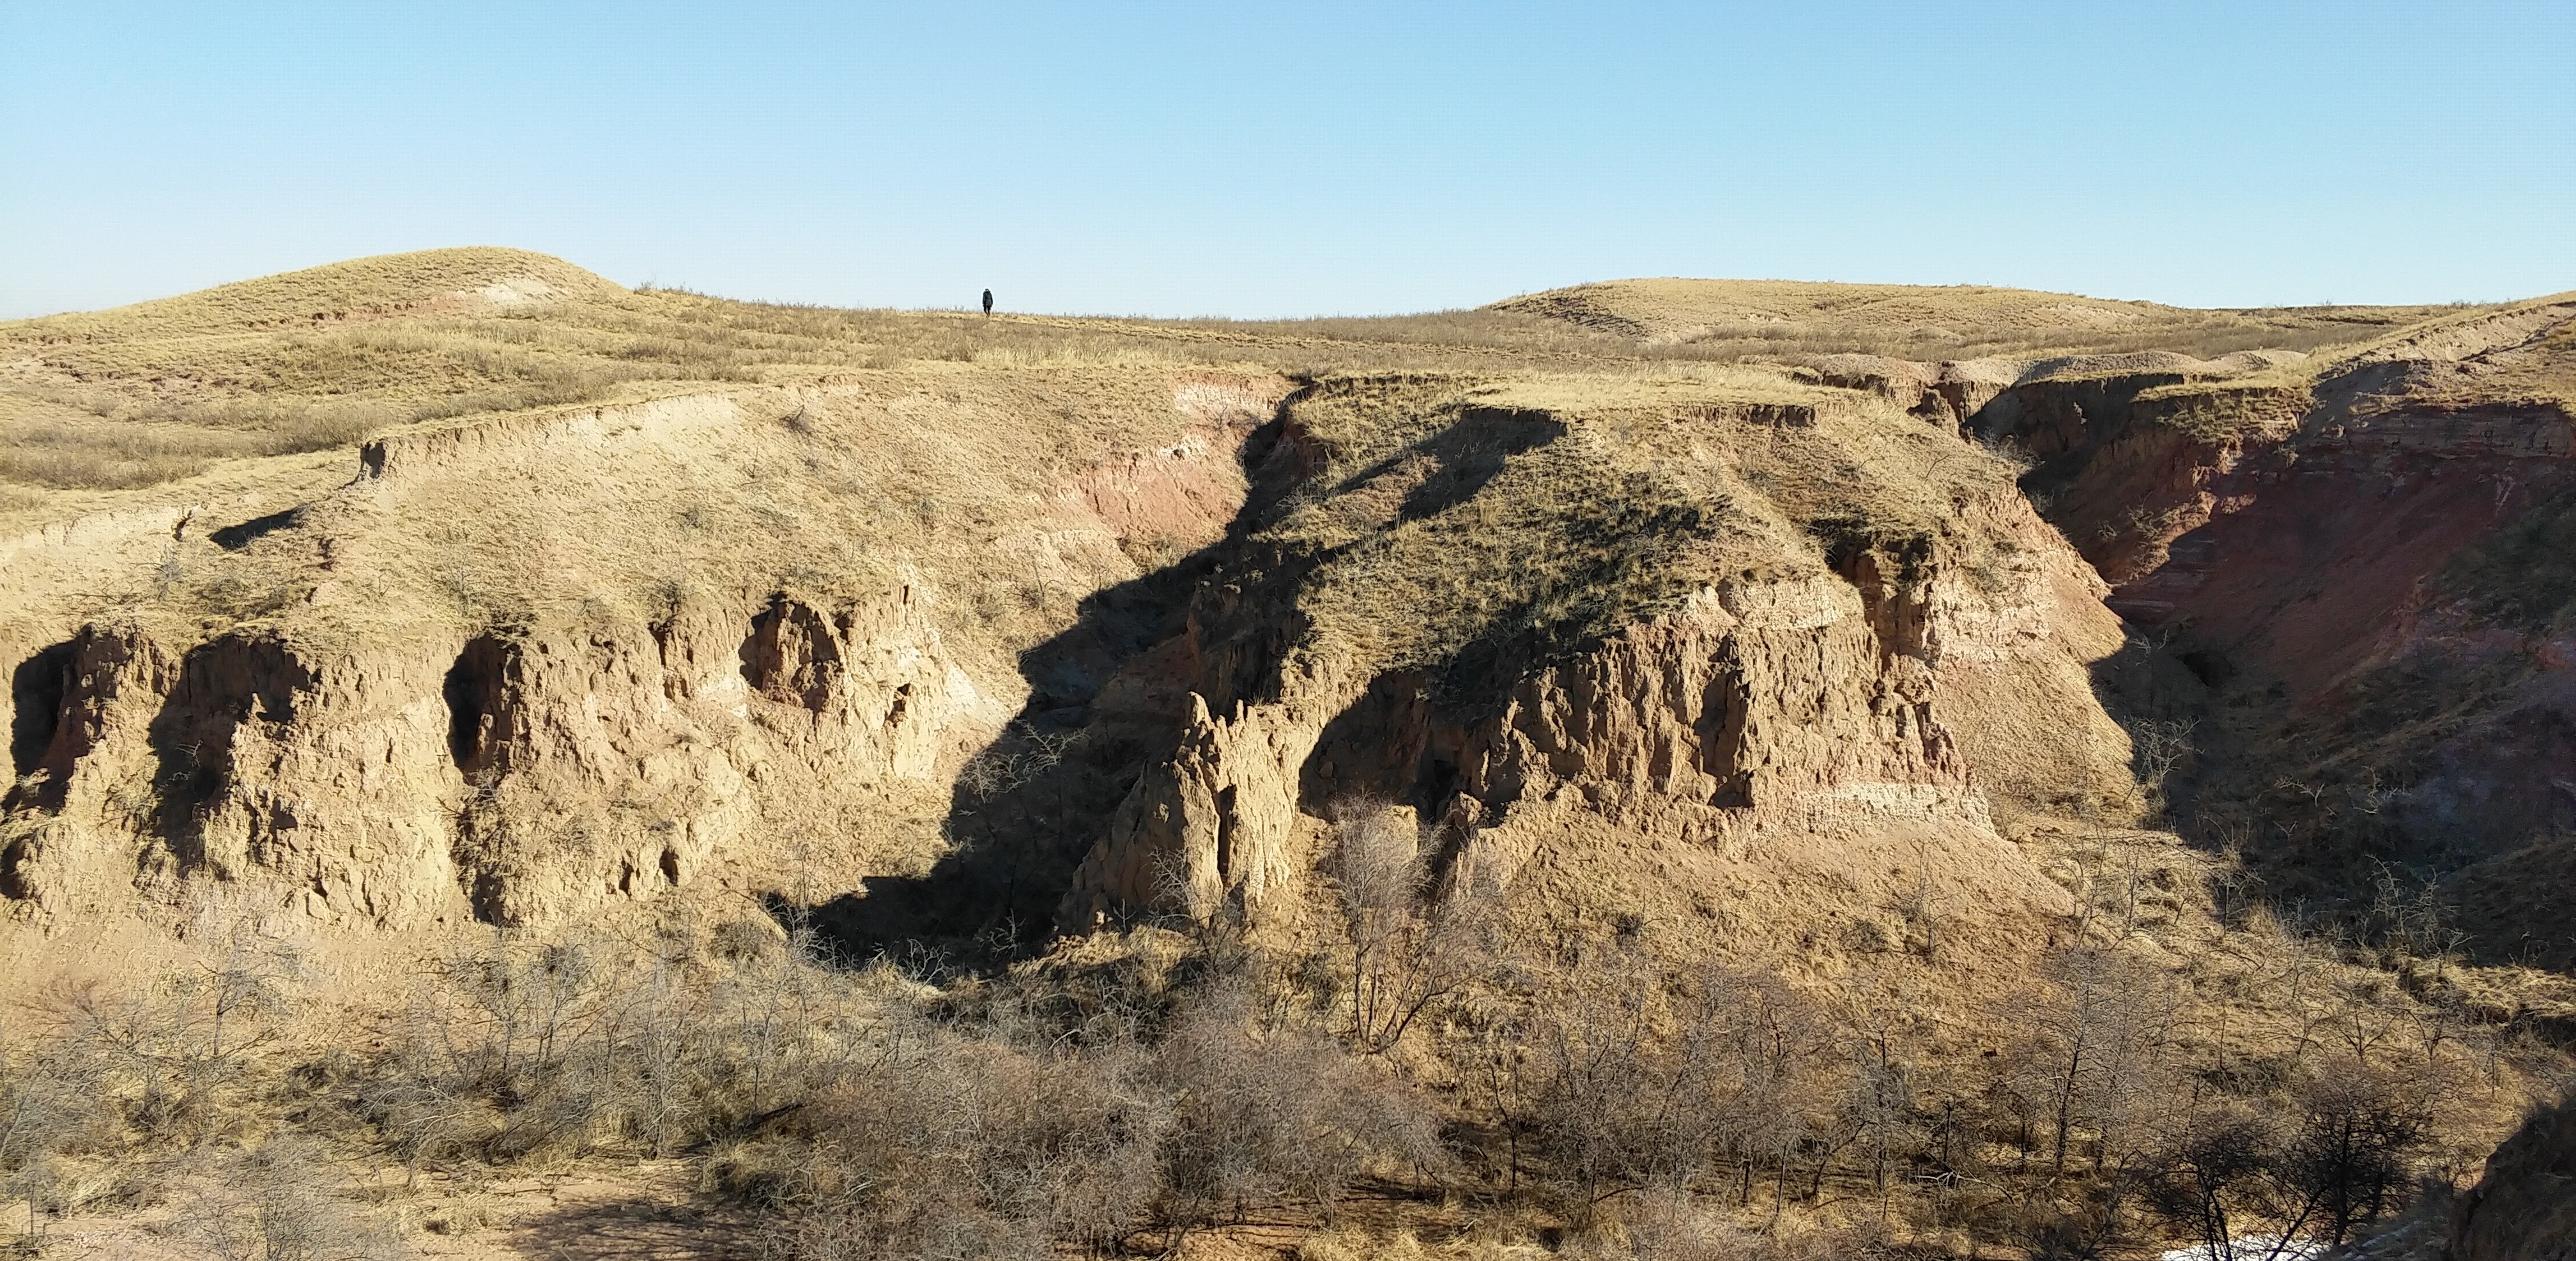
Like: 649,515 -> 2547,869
1966,300 -> 2576,955
2,371 -> 1288,928
1059,377 -> 2127,963
0,346 -> 2170,957
444,586 -> 992,924
1,570 -> 1000,927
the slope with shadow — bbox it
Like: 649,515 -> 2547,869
797,408 -> 1312,964
2446,1094 -> 2576,1261
808,365 -> 2144,1018
1959,296 -> 2576,963
3,254 -> 1298,928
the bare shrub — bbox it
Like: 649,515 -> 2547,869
765,1024 -> 1165,1261
1521,947 -> 1687,1209
185,1136 -> 409,1260
1153,987 -> 1446,1232
1517,945 -> 1844,1222
2281,1064 -> 2435,1248
0,819 -> 2522,1258
1324,799 -> 1498,1053
1579,1184 -> 1743,1260
354,919 -> 894,1174
360,936 -> 620,1166
22,899 -> 307,1159
2146,1064 -> 2435,1258
1571,1189 -> 1903,1260
1995,1176 -> 2148,1261
2128,717 -> 2198,816
0,1024 -> 111,1240
1992,944 -> 2183,1175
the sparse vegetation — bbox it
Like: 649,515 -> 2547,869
0,250 -> 2497,503
3,826 -> 2556,1258
8,250 -> 2575,1260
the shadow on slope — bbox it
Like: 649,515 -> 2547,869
787,381 -> 1732,974
789,416 -> 1310,973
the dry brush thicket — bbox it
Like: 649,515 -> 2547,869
3,807 -> 2563,1258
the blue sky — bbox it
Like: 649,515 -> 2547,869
4,1 -> 2570,318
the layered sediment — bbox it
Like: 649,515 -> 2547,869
1055,375 -> 2131,967
4,371 -> 1287,926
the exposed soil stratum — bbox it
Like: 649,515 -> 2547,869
4,251 -> 2574,1258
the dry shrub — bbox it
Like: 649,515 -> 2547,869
358,938 -> 619,1167
1324,797 -> 1501,1053
0,899 -> 311,1240
747,975 -> 1445,1258
181,1136 -> 410,1260
1153,986 -> 1447,1230
0,841 -> 2531,1258
6,902 -> 304,1170
1991,944 -> 2185,1175
1563,1189 -> 1903,1261
1295,1226 -> 1553,1260
355,921 -> 885,1171
756,1023 -> 1163,1261
1508,945 -> 1843,1219
2145,1062 -> 2437,1258
0,1026 -> 116,1229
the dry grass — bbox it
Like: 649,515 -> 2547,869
2391,294 -> 2576,414
1491,277 -> 2476,363
0,392 -> 381,490
1,826 -> 2557,1260
1225,367 -> 2025,708
1,249 -> 2524,503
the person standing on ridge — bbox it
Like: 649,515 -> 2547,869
982,289 -> 993,317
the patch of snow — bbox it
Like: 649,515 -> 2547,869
2159,1238 -> 2325,1261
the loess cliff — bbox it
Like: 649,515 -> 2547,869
1,255 -> 2152,961
1954,296 -> 2576,966
10,254 -> 2575,974
4,373 -> 1288,928
1050,372 -> 2130,990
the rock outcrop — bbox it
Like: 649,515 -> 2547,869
1970,298 -> 2576,954
2,584 -> 995,926
1060,376 -> 2126,951
4,369 -> 1284,928
442,586 -> 987,924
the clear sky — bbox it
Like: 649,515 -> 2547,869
4,1 -> 2570,319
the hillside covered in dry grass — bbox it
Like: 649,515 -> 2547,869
4,250 -> 2573,1260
